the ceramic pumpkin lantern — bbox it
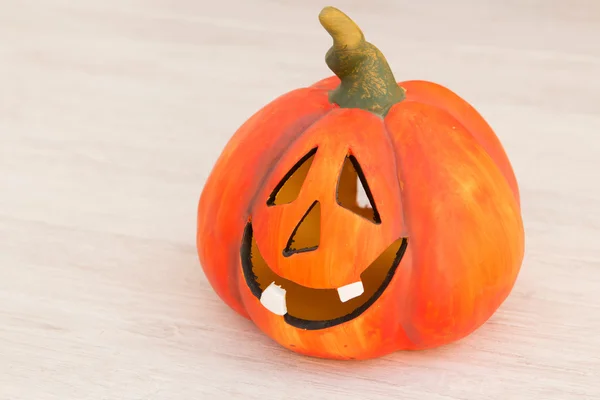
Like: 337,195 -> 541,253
197,6 -> 524,360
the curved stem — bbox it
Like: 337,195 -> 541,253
319,6 -> 405,116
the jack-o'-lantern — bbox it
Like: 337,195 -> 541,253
197,6 -> 524,360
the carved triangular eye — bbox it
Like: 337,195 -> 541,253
283,201 -> 320,257
336,155 -> 381,224
267,147 -> 317,206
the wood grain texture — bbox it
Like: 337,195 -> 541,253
1,0 -> 599,398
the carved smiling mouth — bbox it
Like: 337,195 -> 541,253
241,222 -> 408,330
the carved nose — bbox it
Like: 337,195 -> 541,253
283,200 -> 321,257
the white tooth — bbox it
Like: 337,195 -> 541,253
337,281 -> 364,303
260,282 -> 287,316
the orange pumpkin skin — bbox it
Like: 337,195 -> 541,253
197,8 -> 524,360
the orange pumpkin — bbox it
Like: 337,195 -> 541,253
197,6 -> 524,360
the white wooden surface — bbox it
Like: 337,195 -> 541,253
1,1 -> 599,399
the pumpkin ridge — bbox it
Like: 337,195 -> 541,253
381,121 -> 409,232
399,82 -> 520,206
384,102 -> 524,349
381,119 -> 420,348
391,98 -> 518,206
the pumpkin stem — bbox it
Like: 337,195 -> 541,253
319,6 -> 405,116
